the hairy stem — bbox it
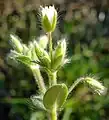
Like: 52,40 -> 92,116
68,77 -> 84,94
48,32 -> 52,66
47,32 -> 57,86
51,104 -> 57,120
31,65 -> 46,94
49,71 -> 57,87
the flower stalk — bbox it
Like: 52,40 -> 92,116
48,71 -> 57,87
30,65 -> 46,94
51,105 -> 57,120
48,32 -> 53,64
68,77 -> 84,94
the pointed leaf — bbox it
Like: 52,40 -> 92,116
16,55 -> 32,66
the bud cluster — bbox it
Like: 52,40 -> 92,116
8,34 -> 50,68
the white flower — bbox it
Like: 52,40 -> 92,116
41,6 -> 57,32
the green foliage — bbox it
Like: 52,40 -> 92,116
0,3 -> 109,120
43,84 -> 68,110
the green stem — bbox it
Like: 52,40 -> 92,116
48,32 -> 52,66
47,32 -> 57,86
51,105 -> 57,120
31,66 -> 46,94
68,77 -> 84,94
49,71 -> 57,87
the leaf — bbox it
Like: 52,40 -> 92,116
16,55 -> 32,66
43,84 -> 68,110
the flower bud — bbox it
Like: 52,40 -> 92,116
34,41 -> 43,58
39,35 -> 48,49
28,42 -> 38,60
41,6 -> 57,32
10,34 -> 23,53
34,41 -> 51,67
85,77 -> 107,95
22,44 -> 29,55
31,48 -> 38,61
52,39 -> 66,70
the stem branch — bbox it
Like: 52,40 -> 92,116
68,77 -> 84,94
48,32 -> 52,66
31,65 -> 46,94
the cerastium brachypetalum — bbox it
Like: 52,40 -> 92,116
8,6 -> 107,120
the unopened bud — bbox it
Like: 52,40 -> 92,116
52,39 -> 66,70
41,6 -> 57,32
34,41 -> 51,67
22,44 -> 29,55
28,42 -> 38,60
34,41 -> 43,58
39,35 -> 48,49
10,34 -> 23,53
85,77 -> 107,95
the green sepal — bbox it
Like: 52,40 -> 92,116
40,51 -> 51,67
35,41 -> 51,67
42,15 -> 52,32
22,44 -> 29,55
43,84 -> 68,110
7,50 -> 21,67
39,35 -> 48,49
51,12 -> 57,32
16,55 -> 32,66
31,48 -> 38,61
27,50 -> 32,59
52,55 -> 62,70
52,40 -> 66,70
10,34 -> 23,53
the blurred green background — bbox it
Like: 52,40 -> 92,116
0,0 -> 109,120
